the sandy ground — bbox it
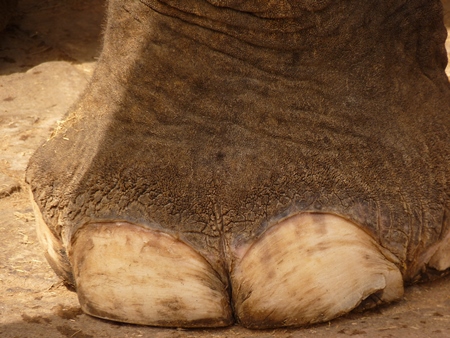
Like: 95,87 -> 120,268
1,1 -> 450,337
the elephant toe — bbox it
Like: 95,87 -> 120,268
231,213 -> 404,329
69,222 -> 233,327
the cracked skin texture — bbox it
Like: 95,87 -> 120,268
26,0 -> 449,289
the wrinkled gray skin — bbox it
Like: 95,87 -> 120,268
23,0 -> 450,328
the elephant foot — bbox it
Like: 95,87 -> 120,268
26,0 -> 450,329
69,222 -> 233,327
36,207 -> 407,328
232,213 -> 404,328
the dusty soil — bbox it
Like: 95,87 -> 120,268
1,1 -> 450,337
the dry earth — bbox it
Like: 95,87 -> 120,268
1,1 -> 450,337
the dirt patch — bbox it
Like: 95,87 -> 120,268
1,1 -> 450,337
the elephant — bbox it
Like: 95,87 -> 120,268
21,0 -> 450,329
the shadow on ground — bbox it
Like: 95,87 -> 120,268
0,0 -> 105,75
